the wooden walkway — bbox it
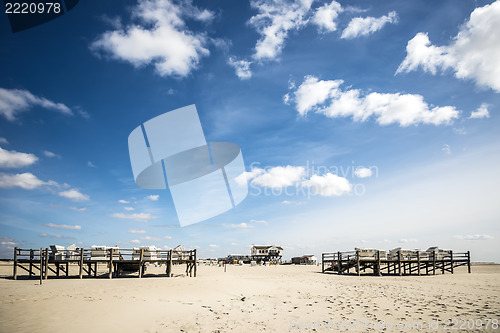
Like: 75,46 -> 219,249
13,247 -> 197,281
322,250 -> 471,276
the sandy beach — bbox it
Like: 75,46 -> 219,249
0,263 -> 499,333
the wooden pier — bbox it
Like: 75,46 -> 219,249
322,250 -> 471,276
12,247 -> 197,280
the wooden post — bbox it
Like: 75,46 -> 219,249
356,250 -> 360,276
321,253 -> 324,273
13,247 -> 17,280
432,251 -> 436,275
193,249 -> 197,277
94,262 -> 97,277
29,249 -> 34,279
39,248 -> 43,285
377,250 -> 381,276
398,250 -> 402,276
138,248 -> 144,278
450,251 -> 454,274
44,248 -> 49,280
79,248 -> 84,279
109,248 -> 114,279
167,249 -> 173,277
337,252 -> 342,275
56,263 -> 60,277
66,262 -> 69,277
467,251 -> 471,273
417,251 -> 421,276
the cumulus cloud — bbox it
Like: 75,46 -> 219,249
248,0 -> 314,61
70,207 -> 87,212
312,1 -> 343,32
469,103 -> 490,119
131,239 -> 141,244
208,244 -> 219,248
43,150 -> 61,159
396,1 -> 500,92
124,206 -> 135,211
118,199 -> 130,204
341,11 -> 397,39
128,229 -> 147,234
58,189 -> 90,202
0,147 -> 38,168
0,172 -> 56,190
0,88 -> 72,121
0,138 -> 8,145
454,234 -> 493,241
354,167 -> 373,178
147,194 -> 159,201
91,0 -> 214,77
224,222 -> 254,229
442,144 -> 451,155
110,212 -> 158,222
250,219 -> 268,224
287,75 -> 460,126
44,223 -> 82,230
250,166 -> 306,189
235,168 -> 264,186
301,173 -> 352,196
227,56 -> 252,80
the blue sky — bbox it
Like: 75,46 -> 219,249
1,0 -> 499,261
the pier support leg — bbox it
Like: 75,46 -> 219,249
39,248 -> 43,285
109,248 -> 114,279
29,249 -> 34,279
194,249 -> 197,277
79,248 -> 84,279
356,251 -> 360,276
467,251 -> 471,274
398,251 -> 402,276
450,251 -> 454,274
417,252 -> 421,276
44,248 -> 49,280
138,249 -> 144,278
13,247 -> 17,280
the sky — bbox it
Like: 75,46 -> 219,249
0,0 -> 499,262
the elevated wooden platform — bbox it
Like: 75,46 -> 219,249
13,247 -> 197,281
322,250 -> 471,276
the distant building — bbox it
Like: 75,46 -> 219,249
291,255 -> 317,265
251,245 -> 283,263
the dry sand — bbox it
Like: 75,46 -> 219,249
0,263 -> 499,333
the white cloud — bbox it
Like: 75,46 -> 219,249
399,238 -> 417,243
128,229 -> 146,234
235,168 -> 264,186
58,189 -> 90,202
147,194 -> 159,201
0,87 -> 72,121
354,167 -> 373,178
301,173 -> 352,196
312,1 -> 343,32
469,103 -> 490,119
287,75 -> 460,126
341,11 -> 397,39
91,0 -> 213,77
0,172 -> 55,190
251,166 -> 306,189
141,235 -> 161,241
442,144 -> 451,155
228,56 -> 252,80
44,223 -> 82,230
454,234 -> 493,241
208,244 -> 219,248
396,1 -> 500,92
0,147 -> 38,168
124,206 -> 135,211
0,137 -> 8,145
87,161 -> 96,168
248,0 -> 314,61
224,222 -> 254,229
250,219 -> 268,224
70,207 -> 87,212
118,199 -> 130,204
43,150 -> 61,159
110,212 -> 158,222
131,239 -> 141,244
